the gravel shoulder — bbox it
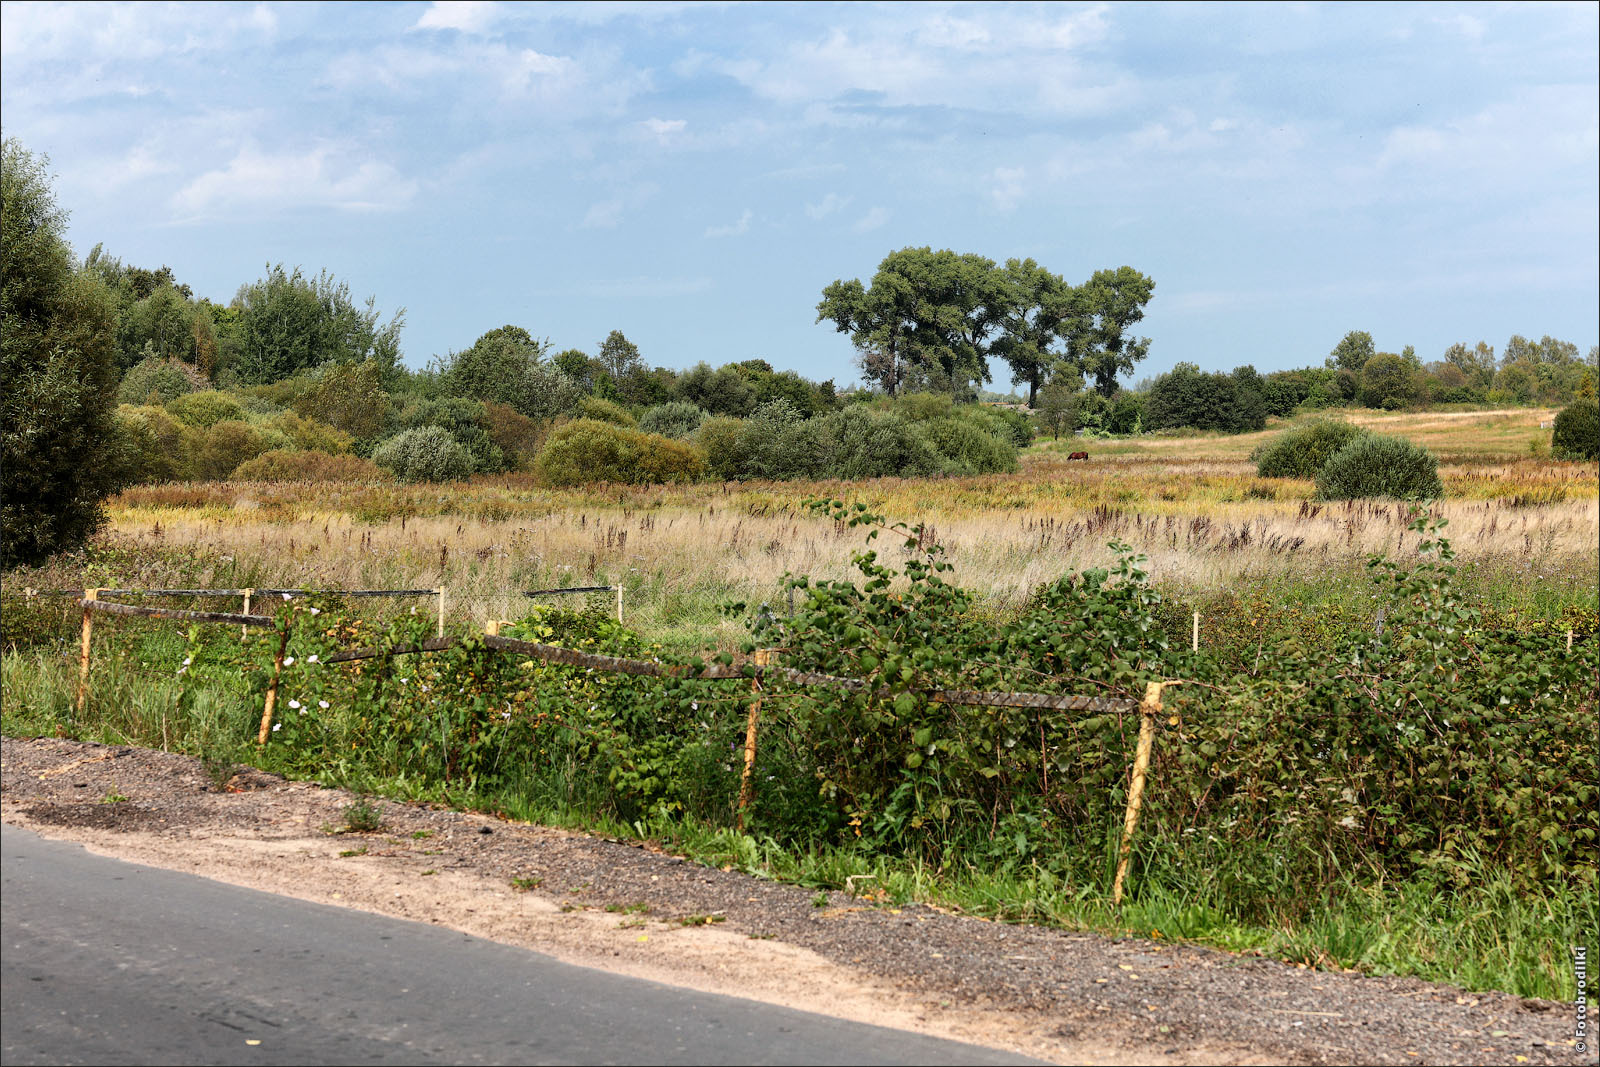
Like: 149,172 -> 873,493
1,736 -> 1587,1066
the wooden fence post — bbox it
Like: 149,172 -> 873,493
256,619 -> 291,746
241,588 -> 253,642
436,587 -> 446,639
736,649 -> 772,833
1192,612 -> 1200,653
1568,629 -> 1574,653
75,589 -> 101,716
616,584 -> 624,625
1112,680 -> 1166,908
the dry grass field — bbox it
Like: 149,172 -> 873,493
61,407 -> 1594,649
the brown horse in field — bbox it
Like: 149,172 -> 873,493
1066,451 -> 1090,461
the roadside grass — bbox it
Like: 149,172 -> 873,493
4,645 -> 1592,1004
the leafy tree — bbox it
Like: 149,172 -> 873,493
991,257 -> 1072,406
1073,266 -> 1156,397
232,265 -> 403,385
596,330 -> 643,381
1327,330 -> 1376,372
1143,362 -> 1234,431
1228,364 -> 1269,431
435,325 -> 579,419
117,355 -> 196,406
1361,352 -> 1417,409
638,401 -> 708,439
293,359 -> 390,443
2,139 -> 122,567
817,275 -> 914,396
1493,360 -> 1538,404
1443,341 -> 1496,391
373,426 -> 474,483
675,362 -> 756,417
393,397 -> 506,474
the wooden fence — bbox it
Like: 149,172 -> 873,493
68,592 -> 1171,906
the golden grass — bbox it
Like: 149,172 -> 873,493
60,407 -> 1596,648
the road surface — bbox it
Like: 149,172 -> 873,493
1,824 -> 1036,1066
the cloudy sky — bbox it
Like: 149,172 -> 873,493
3,1 -> 1596,388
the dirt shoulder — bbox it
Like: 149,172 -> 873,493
1,736 -> 1586,1066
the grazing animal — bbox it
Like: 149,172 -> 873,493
1066,450 -> 1090,461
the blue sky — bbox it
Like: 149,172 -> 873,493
3,1 -> 1596,389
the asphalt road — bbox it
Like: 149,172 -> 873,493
1,824 -> 1036,1066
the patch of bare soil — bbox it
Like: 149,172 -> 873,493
1,737 -> 1587,1066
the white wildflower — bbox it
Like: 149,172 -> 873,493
283,656 -> 295,666
182,657 -> 192,666
307,654 -> 319,663
288,700 -> 301,709
272,722 -> 281,732
319,700 -> 329,709
309,607 -> 321,616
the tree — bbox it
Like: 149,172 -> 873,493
434,325 -> 578,419
2,139 -> 122,568
1360,353 -> 1417,410
1328,330 -> 1376,372
1143,362 -> 1235,431
596,330 -> 642,381
232,265 -> 403,385
817,275 -> 914,396
1072,266 -> 1156,397
293,359 -> 390,443
991,257 -> 1073,407
1034,380 -> 1075,439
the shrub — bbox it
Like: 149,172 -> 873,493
638,401 -> 708,439
189,420 -> 277,480
112,405 -> 191,484
117,356 -> 196,406
233,449 -> 388,483
167,390 -> 245,428
696,417 -> 748,480
481,401 -> 545,469
918,416 -> 1018,475
533,419 -> 704,486
736,416 -> 826,480
393,397 -> 505,473
816,407 -> 943,479
1315,433 -> 1443,500
264,411 -> 352,454
578,395 -> 636,427
1254,419 -> 1369,478
293,359 -> 389,442
372,426 -> 474,483
1551,401 -> 1599,461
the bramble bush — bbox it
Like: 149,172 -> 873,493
232,449 -> 388,483
1551,401 -> 1598,461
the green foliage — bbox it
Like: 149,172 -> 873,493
232,449 -> 387,483
232,265 -> 403,386
341,798 -> 385,833
434,325 -> 580,420
1253,419 -> 1369,479
1551,401 -> 1598,461
188,420 -> 279,481
578,395 -> 637,427
1361,352 -> 1418,410
816,407 -> 943,479
534,419 -> 706,487
638,401 -> 709,439
1144,363 -> 1265,432
675,362 -> 756,417
481,401 -> 544,468
1315,434 -> 1443,500
917,416 -> 1019,475
2,138 -> 123,568
262,411 -> 352,455
112,405 -> 190,484
117,355 -> 196,406
293,359 -> 390,444
393,397 -> 506,474
166,390 -> 245,428
372,426 -> 475,483
1328,330 -> 1375,372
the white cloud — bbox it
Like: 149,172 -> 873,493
581,199 -> 625,229
804,192 -> 850,220
171,146 -> 418,218
639,117 -> 687,142
852,206 -> 889,233
1432,13 -> 1485,41
414,1 -> 502,34
704,208 -> 753,238
990,166 -> 1026,212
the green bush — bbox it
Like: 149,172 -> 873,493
696,417 -> 748,480
638,401 -> 708,439
1253,419 -> 1369,478
166,390 -> 245,428
112,404 -> 191,484
1551,402 -> 1599,461
481,401 -> 545,469
372,426 -> 474,483
1315,433 -> 1443,500
816,407 -> 943,479
393,397 -> 505,473
578,395 -> 636,428
117,356 -> 196,406
233,449 -> 388,483
263,411 -> 352,454
189,420 -> 278,480
918,416 -> 1018,475
534,419 -> 704,486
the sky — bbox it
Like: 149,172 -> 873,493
2,1 -> 1596,390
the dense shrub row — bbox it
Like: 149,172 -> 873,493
1254,419 -> 1443,500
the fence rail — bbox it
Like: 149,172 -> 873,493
64,591 -> 1158,905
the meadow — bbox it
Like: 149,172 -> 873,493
3,408 -> 1595,1002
